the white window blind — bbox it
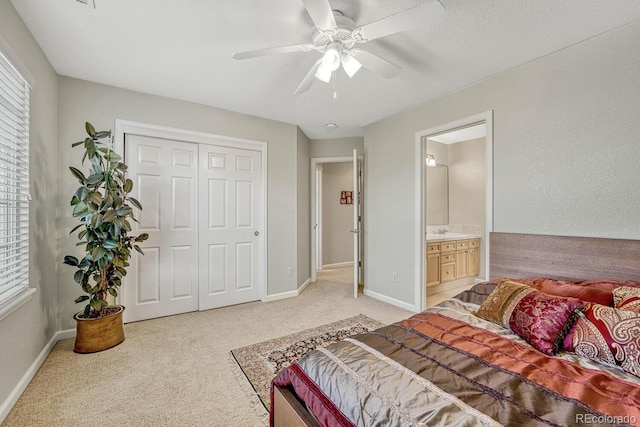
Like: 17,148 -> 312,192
0,49 -> 30,304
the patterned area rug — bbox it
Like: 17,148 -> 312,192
229,314 -> 384,413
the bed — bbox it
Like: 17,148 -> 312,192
270,232 -> 640,426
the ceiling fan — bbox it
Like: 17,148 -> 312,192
232,0 -> 445,94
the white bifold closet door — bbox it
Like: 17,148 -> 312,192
198,143 -> 262,310
123,134 -> 262,322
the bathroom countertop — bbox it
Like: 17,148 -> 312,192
426,233 -> 481,242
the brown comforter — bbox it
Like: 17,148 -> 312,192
271,283 -> 640,426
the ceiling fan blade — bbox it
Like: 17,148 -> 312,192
295,59 -> 322,94
354,50 -> 401,79
355,1 -> 445,42
301,0 -> 337,30
232,44 -> 314,60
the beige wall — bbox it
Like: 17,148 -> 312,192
296,128 -> 310,287
322,163 -> 354,265
364,20 -> 640,307
310,137 -> 363,158
0,0 -> 59,416
448,138 -> 486,278
57,76 -> 301,329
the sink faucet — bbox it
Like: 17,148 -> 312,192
437,229 -> 447,235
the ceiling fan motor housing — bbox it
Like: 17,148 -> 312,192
312,12 -> 358,53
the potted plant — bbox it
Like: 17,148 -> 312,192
63,122 -> 148,353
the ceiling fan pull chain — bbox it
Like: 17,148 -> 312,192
332,72 -> 338,100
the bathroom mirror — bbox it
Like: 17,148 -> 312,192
426,165 -> 448,225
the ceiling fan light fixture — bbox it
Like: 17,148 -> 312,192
341,54 -> 362,78
314,63 -> 333,83
321,43 -> 341,71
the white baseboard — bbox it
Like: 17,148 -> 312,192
264,290 -> 298,302
0,328 -> 75,424
265,276 -> 315,302
298,278 -> 312,294
363,289 -> 417,312
321,261 -> 353,269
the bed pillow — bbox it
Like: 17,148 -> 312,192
613,286 -> 640,313
474,279 -> 533,327
564,303 -> 640,377
476,279 -> 582,354
534,278 -> 613,306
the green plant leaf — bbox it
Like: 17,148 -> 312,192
75,295 -> 90,303
73,270 -> 84,284
86,173 -> 104,185
74,186 -> 89,202
85,122 -> 96,137
94,130 -> 111,139
136,233 -> 149,242
72,140 -> 85,147
108,288 -> 118,297
91,213 -> 102,228
128,197 -> 142,210
63,255 -> 79,266
69,167 -> 86,181
133,245 -> 145,255
68,223 -> 83,235
102,209 -> 116,223
90,298 -> 101,311
91,247 -> 106,261
102,239 -> 118,249
116,206 -> 133,217
83,305 -> 91,318
78,229 -> 87,240
86,191 -> 103,205
124,179 -> 133,193
72,202 -> 89,217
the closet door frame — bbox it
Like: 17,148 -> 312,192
114,119 -> 268,311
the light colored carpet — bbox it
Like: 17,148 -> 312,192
230,314 -> 383,413
3,267 -> 411,427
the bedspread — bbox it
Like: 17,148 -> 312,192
271,283 -> 640,427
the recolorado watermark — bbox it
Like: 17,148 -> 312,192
576,414 -> 637,424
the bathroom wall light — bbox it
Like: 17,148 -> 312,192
425,154 -> 436,167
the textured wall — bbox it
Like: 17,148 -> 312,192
0,0 -> 59,417
310,137 -> 364,158
322,162 -> 354,265
364,20 -> 640,307
57,77 -> 300,329
296,128 -> 311,287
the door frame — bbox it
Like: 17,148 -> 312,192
310,156 -> 355,283
113,119 -> 268,306
414,111 -> 494,312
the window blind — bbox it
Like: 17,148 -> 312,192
0,50 -> 30,303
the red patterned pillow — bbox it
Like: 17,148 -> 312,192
476,279 -> 582,355
613,286 -> 640,313
533,278 -> 613,306
564,303 -> 640,377
508,291 -> 582,355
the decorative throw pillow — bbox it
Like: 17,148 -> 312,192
565,303 -> 640,377
475,279 -> 582,354
534,278 -> 613,306
508,291 -> 582,355
474,279 -> 533,327
613,286 -> 640,313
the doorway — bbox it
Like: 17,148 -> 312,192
310,151 -> 362,297
114,120 -> 267,323
414,112 -> 494,311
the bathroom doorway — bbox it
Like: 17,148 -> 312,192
414,112 -> 494,311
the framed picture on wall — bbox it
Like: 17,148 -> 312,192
340,191 -> 353,204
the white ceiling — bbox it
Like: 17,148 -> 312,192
10,0 -> 640,139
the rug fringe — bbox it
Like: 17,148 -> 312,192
229,351 -> 269,425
